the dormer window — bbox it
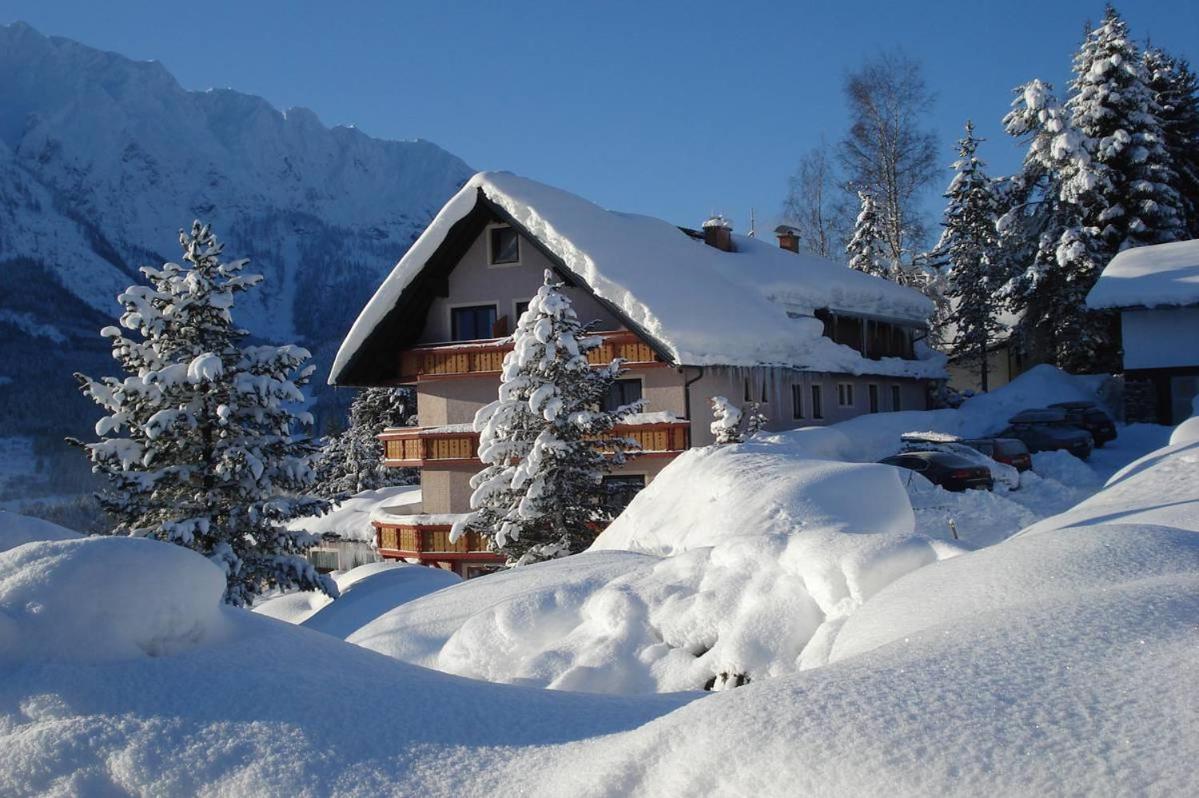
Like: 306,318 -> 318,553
489,225 -> 520,265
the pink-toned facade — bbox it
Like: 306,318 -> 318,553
332,176 -> 939,576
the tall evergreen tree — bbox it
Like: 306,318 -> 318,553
1067,6 -> 1184,250
846,191 -> 890,278
73,222 -> 336,606
931,122 -> 1006,390
1145,47 -> 1199,237
451,271 -> 639,565
1000,8 -> 1185,373
312,387 -> 414,500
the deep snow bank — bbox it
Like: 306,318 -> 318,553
0,510 -> 81,553
591,445 -> 914,556
0,536 -> 227,662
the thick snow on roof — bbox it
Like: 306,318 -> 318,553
1087,238 -> 1199,310
331,171 -> 942,382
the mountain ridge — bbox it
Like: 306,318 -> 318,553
0,21 -> 474,500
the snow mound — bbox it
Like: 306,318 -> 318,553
353,530 -> 959,692
1030,448 -> 1101,487
1169,395 -> 1199,445
0,510 -> 81,553
0,537 -> 228,663
591,442 -> 915,556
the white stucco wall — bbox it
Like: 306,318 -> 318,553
1122,308 -> 1199,370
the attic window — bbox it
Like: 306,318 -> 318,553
489,225 -> 520,265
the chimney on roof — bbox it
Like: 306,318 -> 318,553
702,215 -> 735,252
774,225 -> 800,253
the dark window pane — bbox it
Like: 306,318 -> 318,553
891,385 -> 901,411
869,384 -> 879,413
602,474 -> 646,515
792,384 -> 804,419
604,378 -> 642,412
490,226 -> 520,264
811,385 -> 823,419
451,305 -> 498,341
515,300 -> 531,320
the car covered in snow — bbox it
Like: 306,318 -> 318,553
1000,409 -> 1094,460
1049,401 -> 1118,447
899,433 -> 1020,490
880,450 -> 995,492
960,437 -> 1033,472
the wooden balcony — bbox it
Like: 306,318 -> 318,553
380,418 -> 690,468
397,330 -> 664,383
373,520 -> 501,564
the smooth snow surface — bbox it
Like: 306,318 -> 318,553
0,510 -> 80,552
0,537 -> 227,663
1087,237 -> 1199,309
331,171 -> 945,382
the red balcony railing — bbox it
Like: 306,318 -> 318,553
380,419 -> 690,468
397,330 -> 663,383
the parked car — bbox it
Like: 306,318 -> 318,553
899,434 -> 1020,490
961,437 -> 1033,472
1000,409 -> 1094,460
880,450 -> 995,492
1049,401 -> 1117,447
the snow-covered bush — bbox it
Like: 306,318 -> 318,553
709,395 -> 743,444
452,270 -> 639,564
72,222 -> 336,606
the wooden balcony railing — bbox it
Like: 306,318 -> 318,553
380,419 -> 690,468
397,330 -> 663,383
374,521 -> 498,559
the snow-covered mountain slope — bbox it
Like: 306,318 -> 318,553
0,21 -> 473,494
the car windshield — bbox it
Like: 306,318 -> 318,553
995,440 -> 1028,456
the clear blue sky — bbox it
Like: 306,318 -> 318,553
3,0 -> 1197,236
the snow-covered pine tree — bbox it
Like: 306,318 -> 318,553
1145,46 -> 1199,237
450,271 -> 639,565
312,387 -> 414,500
846,191 -> 890,279
709,396 -> 743,444
1067,7 -> 1184,250
72,222 -> 336,606
742,402 -> 768,438
931,122 -> 1006,391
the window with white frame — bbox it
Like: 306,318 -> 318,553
837,382 -> 854,407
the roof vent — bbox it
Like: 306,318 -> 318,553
774,225 -> 800,253
702,215 -> 734,252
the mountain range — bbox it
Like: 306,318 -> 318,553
0,21 -> 473,501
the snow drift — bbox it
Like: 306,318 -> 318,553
0,536 -> 227,663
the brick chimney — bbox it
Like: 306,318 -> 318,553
702,215 -> 734,252
774,225 -> 800,253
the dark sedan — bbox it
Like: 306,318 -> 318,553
1001,409 -> 1094,460
880,451 -> 995,492
1050,401 -> 1118,447
961,437 -> 1034,472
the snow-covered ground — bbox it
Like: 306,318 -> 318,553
2,412 -> 1198,794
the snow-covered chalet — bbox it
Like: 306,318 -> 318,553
330,171 -> 945,575
1088,238 -> 1199,423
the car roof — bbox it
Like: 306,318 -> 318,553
1010,408 -> 1069,424
890,450 -> 979,467
1049,401 -> 1096,410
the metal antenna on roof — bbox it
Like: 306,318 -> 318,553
749,208 -> 757,238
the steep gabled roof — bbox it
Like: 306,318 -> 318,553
331,172 -> 943,385
1087,239 -> 1199,311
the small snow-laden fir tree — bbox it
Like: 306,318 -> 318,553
846,191 -> 890,279
743,402 -> 768,439
451,271 -> 639,565
1145,46 -> 1199,237
72,222 -> 337,606
710,396 -> 743,444
312,387 -> 414,500
931,122 -> 1007,391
